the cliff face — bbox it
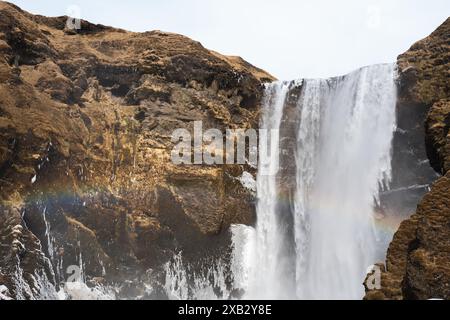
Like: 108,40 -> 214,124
1,1 -> 448,301
0,2 -> 274,299
365,18 -> 450,300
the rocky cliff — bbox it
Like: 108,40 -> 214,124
0,2 -> 274,299
1,1 -> 449,301
365,17 -> 450,300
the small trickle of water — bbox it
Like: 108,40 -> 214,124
42,207 -> 55,262
164,252 -> 232,300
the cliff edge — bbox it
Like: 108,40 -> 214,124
0,1 -> 274,299
365,17 -> 450,300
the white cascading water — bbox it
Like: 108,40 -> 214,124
295,64 -> 397,299
163,253 -> 231,300
245,82 -> 291,299
237,63 -> 398,300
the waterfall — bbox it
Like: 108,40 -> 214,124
3,64 -> 396,301
239,63 -> 397,300
245,82 -> 291,299
162,64 -> 397,300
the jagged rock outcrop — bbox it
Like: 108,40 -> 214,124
0,1 -> 274,299
426,99 -> 450,175
365,17 -> 450,300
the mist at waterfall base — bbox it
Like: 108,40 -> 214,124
10,64 -> 397,300
164,63 -> 398,300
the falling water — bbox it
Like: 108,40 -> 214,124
242,82 -> 294,299
164,253 -> 231,300
239,63 -> 397,300
42,207 -> 55,262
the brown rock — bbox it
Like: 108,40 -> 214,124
0,1 -> 273,298
403,173 -> 450,299
366,17 -> 450,300
425,99 -> 450,174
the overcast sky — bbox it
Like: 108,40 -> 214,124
8,0 -> 449,79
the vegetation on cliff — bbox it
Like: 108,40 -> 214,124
365,17 -> 450,300
0,1 -> 274,299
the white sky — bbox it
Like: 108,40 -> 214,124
8,0 -> 449,79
